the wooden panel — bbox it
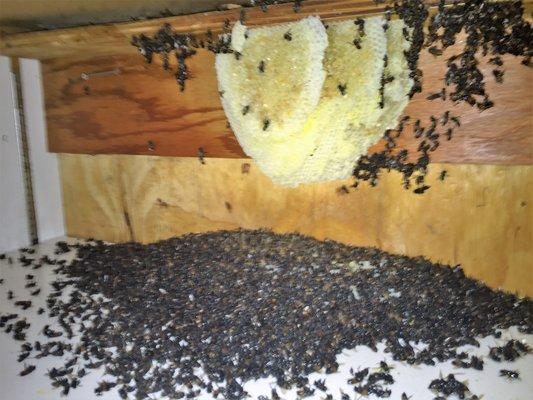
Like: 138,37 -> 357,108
43,52 -> 245,158
0,0 -> 249,34
3,1 -> 532,60
59,154 -> 533,297
0,1 -> 398,60
42,41 -> 533,163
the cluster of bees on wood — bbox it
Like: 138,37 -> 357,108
131,0 -> 531,194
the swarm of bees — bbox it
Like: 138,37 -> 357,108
1,232 -> 531,398
131,0 -> 531,195
352,0 -> 531,194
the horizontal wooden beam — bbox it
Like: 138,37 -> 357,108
5,0 -> 532,164
1,0 -> 444,60
42,35 -> 532,164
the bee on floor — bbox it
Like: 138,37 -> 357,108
439,170 -> 447,181
284,31 -> 292,41
499,369 -> 520,380
20,364 -> 36,376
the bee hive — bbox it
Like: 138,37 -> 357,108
216,16 -> 415,186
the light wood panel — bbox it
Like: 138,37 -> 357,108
41,43 -> 533,163
59,154 -> 533,297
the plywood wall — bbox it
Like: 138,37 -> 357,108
59,154 -> 532,297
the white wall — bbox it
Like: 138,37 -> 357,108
19,59 -> 65,242
0,56 -> 30,252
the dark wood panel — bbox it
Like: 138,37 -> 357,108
1,0 -> 395,60
43,39 -> 533,163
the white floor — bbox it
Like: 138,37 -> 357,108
0,238 -> 532,399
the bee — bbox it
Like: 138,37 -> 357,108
427,88 -> 446,101
349,367 -> 369,384
197,147 -> 206,165
284,31 -> 292,41
429,46 -> 443,56
337,185 -> 350,195
379,360 -> 393,372
14,300 -> 32,310
414,185 -> 430,194
263,118 -> 270,131
43,324 -> 62,338
493,69 -> 504,83
338,84 -> 347,96
354,18 -> 365,37
242,105 -> 251,116
441,111 -> 450,125
439,170 -> 447,181
239,8 -> 247,24
499,369 -> 520,380
489,56 -> 503,66
20,364 -> 36,376
224,202 -> 232,212
258,60 -> 266,73
451,116 -> 461,127
353,38 -> 362,49
314,379 -> 327,391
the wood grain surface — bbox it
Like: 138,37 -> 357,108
59,154 -> 533,297
0,0 -> 410,60
42,42 -> 533,163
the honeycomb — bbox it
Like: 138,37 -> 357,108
216,17 -> 413,187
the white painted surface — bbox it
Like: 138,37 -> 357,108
0,237 -> 532,400
0,56 -> 30,253
19,59 -> 65,242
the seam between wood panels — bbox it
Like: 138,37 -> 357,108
11,59 -> 38,245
